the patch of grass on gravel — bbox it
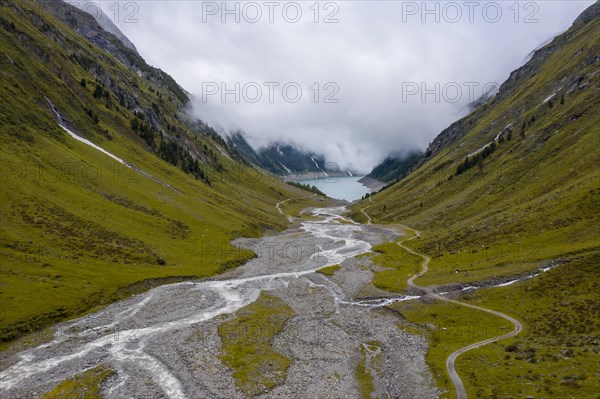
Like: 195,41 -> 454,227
40,364 -> 114,399
355,344 -> 376,399
218,292 -> 294,396
317,264 -> 341,276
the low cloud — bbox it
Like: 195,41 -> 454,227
105,1 -> 593,173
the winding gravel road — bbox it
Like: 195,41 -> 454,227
397,225 -> 524,399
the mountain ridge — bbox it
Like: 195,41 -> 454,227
0,0 -> 326,346
353,0 -> 599,246
366,150 -> 423,183
72,0 -> 138,52
225,130 -> 356,177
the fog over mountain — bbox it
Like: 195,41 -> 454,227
102,0 -> 593,173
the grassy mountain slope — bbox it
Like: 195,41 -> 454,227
352,3 -> 599,397
352,2 -> 599,283
0,0 -> 323,348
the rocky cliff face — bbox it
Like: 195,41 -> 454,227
38,0 -> 188,104
72,0 -> 138,51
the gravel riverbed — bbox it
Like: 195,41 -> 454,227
0,207 -> 438,399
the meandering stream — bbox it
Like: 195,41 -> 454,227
0,207 -> 436,399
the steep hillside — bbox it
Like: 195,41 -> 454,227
367,150 -> 423,183
353,2 -> 599,280
351,3 -> 599,397
0,0 -> 323,347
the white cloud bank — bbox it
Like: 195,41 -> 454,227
105,0 -> 593,173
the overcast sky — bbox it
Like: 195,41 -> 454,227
97,0 -> 593,173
